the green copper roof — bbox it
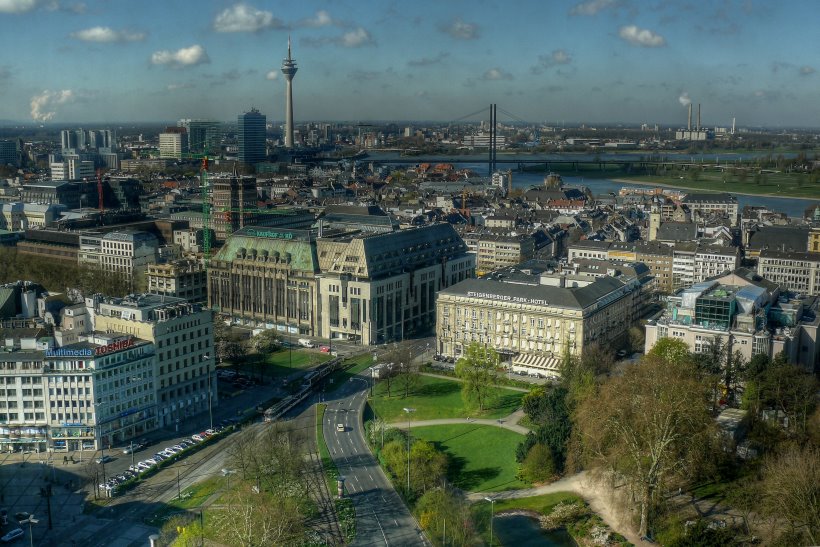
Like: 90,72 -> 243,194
212,227 -> 320,273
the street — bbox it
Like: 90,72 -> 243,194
323,371 -> 427,546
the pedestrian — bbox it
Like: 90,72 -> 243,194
70,455 -> 74,464
63,456 -> 67,465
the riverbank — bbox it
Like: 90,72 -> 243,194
610,177 -> 820,201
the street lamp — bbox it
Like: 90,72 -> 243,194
402,407 -> 415,496
20,515 -> 38,547
203,354 -> 214,431
93,403 -> 107,485
485,497 -> 496,546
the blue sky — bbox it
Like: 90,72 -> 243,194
0,0 -> 818,127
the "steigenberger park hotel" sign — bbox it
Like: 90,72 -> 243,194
466,291 -> 550,307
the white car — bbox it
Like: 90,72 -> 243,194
336,424 -> 345,432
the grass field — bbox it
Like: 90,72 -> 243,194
523,162 -> 820,199
371,375 -> 526,422
145,475 -> 224,526
224,348 -> 332,380
616,171 -> 820,199
324,354 -> 376,393
411,424 -> 528,493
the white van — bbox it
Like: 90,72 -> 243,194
298,339 -> 315,348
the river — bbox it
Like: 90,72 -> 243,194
363,155 -> 818,218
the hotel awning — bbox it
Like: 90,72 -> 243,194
512,353 -> 562,372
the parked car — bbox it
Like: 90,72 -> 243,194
319,346 -> 330,353
0,527 -> 23,543
122,443 -> 144,454
191,434 -> 204,442
95,455 -> 113,464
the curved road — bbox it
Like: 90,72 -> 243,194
323,373 -> 427,546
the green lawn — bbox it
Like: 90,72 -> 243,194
223,348 -> 332,380
616,171 -> 820,199
371,374 -> 525,423
145,475 -> 224,526
411,424 -> 528,492
325,354 -> 377,393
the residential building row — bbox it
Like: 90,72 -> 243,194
568,239 -> 740,293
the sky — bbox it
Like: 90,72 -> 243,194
0,0 -> 819,127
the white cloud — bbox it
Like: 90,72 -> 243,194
70,26 -> 145,43
678,92 -> 691,107
213,3 -> 286,33
301,27 -> 375,48
618,25 -> 666,47
481,68 -> 513,81
151,45 -> 210,68
44,0 -> 85,13
442,18 -> 479,40
799,65 -> 815,76
569,0 -> 615,16
30,89 -> 75,121
532,49 -> 572,73
300,10 -> 335,28
340,27 -> 373,47
265,70 -> 278,80
0,0 -> 37,13
167,83 -> 193,91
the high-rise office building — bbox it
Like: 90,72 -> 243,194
237,108 -> 266,165
159,127 -> 189,159
187,120 -> 222,155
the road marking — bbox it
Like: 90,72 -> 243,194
369,473 -> 375,482
373,509 -> 390,546
394,519 -> 399,527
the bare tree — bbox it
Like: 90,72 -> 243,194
210,486 -> 305,547
760,444 -> 820,545
573,344 -> 715,537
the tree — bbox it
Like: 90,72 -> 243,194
249,329 -> 281,354
214,320 -> 245,364
410,440 -> 448,495
416,488 -> 475,546
760,445 -> 820,545
628,326 -> 645,353
648,338 -> 693,366
573,352 -> 715,537
380,344 -> 411,398
455,342 -> 499,412
752,361 -> 818,436
520,443 -> 556,483
210,486 -> 305,547
518,385 -> 572,471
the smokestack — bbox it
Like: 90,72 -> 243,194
687,104 -> 692,130
731,117 -> 736,135
697,104 -> 701,131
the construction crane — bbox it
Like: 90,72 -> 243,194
96,169 -> 105,213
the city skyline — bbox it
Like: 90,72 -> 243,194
0,0 -> 819,127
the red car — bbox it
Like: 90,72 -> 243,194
319,346 -> 330,353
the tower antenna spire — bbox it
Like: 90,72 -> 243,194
288,34 -> 292,60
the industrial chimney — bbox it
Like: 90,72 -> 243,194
687,104 -> 692,131
697,104 -> 701,131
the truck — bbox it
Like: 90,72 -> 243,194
298,338 -> 315,348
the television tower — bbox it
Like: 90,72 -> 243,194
281,36 -> 298,149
